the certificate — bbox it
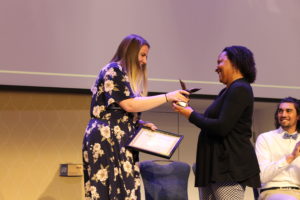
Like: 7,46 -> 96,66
126,127 -> 184,159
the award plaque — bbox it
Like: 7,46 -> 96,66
126,127 -> 184,159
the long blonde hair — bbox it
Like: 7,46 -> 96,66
110,34 -> 149,97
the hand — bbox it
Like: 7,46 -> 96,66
172,102 -> 194,119
166,90 -> 190,103
139,120 -> 158,131
286,141 -> 300,163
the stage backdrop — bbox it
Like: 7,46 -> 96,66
1,0 -> 300,99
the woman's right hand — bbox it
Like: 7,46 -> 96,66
286,141 -> 300,164
165,90 -> 190,103
172,102 -> 194,119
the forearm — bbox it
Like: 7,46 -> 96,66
119,94 -> 167,112
259,157 -> 289,184
188,111 -> 234,137
260,142 -> 300,183
188,111 -> 205,129
255,138 -> 290,184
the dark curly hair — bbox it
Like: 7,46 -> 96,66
222,46 -> 256,83
274,97 -> 300,131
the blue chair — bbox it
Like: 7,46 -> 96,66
253,188 -> 259,200
139,160 -> 190,200
192,163 -> 201,199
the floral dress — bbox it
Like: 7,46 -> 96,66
82,62 -> 141,200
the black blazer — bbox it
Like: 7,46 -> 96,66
189,78 -> 260,187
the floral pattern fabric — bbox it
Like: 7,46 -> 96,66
82,62 -> 141,200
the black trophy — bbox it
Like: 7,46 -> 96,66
176,79 -> 201,107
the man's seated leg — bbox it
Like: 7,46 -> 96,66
259,189 -> 300,200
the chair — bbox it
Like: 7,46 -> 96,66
253,188 -> 259,200
192,163 -> 201,199
139,160 -> 190,200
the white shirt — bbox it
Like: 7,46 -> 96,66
255,127 -> 300,189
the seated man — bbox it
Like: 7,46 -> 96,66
255,97 -> 300,200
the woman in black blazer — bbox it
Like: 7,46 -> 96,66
173,46 -> 261,200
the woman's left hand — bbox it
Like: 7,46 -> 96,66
172,102 -> 194,119
139,120 -> 158,130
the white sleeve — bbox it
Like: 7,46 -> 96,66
255,134 -> 290,184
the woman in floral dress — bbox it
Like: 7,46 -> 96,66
82,34 -> 189,200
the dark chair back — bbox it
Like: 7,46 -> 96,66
140,160 -> 190,200
192,163 -> 201,199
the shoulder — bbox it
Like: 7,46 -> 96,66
230,79 -> 252,91
102,62 -> 123,73
101,62 -> 127,78
227,79 -> 253,99
255,129 -> 281,152
256,129 -> 279,143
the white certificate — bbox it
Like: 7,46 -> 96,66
126,127 -> 184,159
